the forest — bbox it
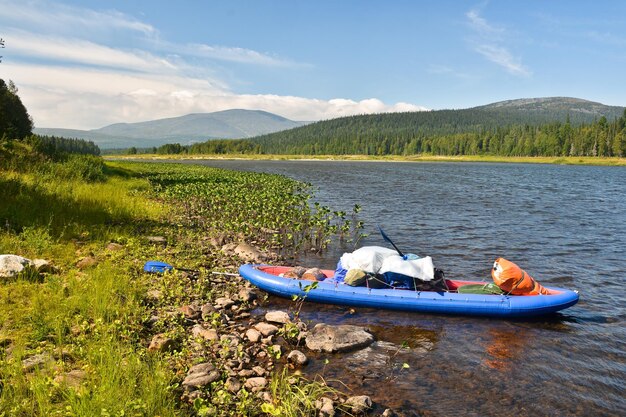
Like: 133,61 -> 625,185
151,109 -> 626,158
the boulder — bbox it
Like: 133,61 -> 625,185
315,397 -> 335,417
244,376 -> 267,392
182,362 -> 220,389
233,242 -> 265,263
32,259 -> 58,274
344,395 -> 372,414
305,323 -> 374,353
0,255 -> 34,278
191,324 -> 218,341
148,334 -> 177,353
253,322 -> 279,337
287,350 -> 308,366
245,328 -> 262,343
265,310 -> 290,324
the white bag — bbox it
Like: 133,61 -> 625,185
379,255 -> 435,281
339,246 -> 397,274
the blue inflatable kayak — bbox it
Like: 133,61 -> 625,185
238,264 -> 579,318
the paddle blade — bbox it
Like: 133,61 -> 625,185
378,226 -> 404,257
143,260 -> 174,273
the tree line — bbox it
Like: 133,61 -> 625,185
152,110 -> 626,158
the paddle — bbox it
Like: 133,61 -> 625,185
378,226 -> 405,257
143,260 -> 197,274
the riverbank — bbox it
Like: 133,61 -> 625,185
105,153 -> 626,166
0,156 -> 385,416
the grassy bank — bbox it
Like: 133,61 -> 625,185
107,153 -> 626,166
0,151 -> 348,416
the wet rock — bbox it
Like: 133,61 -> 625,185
233,242 -> 266,263
225,376 -> 241,393
254,322 -> 279,337
191,324 -> 218,341
244,376 -> 267,392
287,350 -> 308,366
265,310 -> 291,324
180,305 -> 201,320
302,267 -> 326,281
238,288 -> 257,302
246,328 -> 262,343
316,396 -> 335,417
215,297 -> 235,310
76,256 -> 97,270
22,352 -> 54,372
148,333 -> 177,352
54,369 -> 87,389
305,323 -> 374,353
182,362 -> 220,389
106,242 -> 124,251
0,254 -> 34,278
345,395 -> 372,414
33,259 -> 58,274
146,236 -> 167,245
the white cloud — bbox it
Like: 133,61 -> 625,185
466,8 -> 531,77
0,0 -> 427,129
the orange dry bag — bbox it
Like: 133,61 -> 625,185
491,258 -> 549,295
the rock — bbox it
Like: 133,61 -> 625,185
76,256 -> 97,270
225,376 -> 241,393
238,288 -> 257,302
22,352 -> 54,372
54,369 -> 87,389
220,334 -> 241,347
201,303 -> 216,318
146,236 -> 167,245
244,376 -> 267,392
345,396 -> 372,414
182,362 -> 220,389
145,289 -> 162,304
253,322 -> 279,337
245,328 -> 262,343
287,350 -> 308,366
302,267 -> 326,281
106,242 -> 124,251
233,242 -> 265,263
238,369 -> 255,377
305,323 -> 374,353
0,254 -> 34,278
215,297 -> 235,310
252,365 -> 266,376
316,397 -> 335,417
180,305 -> 201,320
265,310 -> 290,324
32,259 -> 58,274
191,324 -> 218,341
148,333 -> 177,352
381,409 -> 396,417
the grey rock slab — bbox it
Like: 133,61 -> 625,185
0,254 -> 34,278
305,323 -> 374,353
264,310 -> 290,324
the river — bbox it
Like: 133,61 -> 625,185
182,159 -> 625,417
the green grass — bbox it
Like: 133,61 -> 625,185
1,151 -> 351,416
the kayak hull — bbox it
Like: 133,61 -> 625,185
238,264 -> 579,318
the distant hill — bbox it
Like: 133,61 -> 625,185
476,97 -> 625,122
34,109 -> 304,149
250,97 -> 625,154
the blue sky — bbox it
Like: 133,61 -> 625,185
1,0 -> 625,129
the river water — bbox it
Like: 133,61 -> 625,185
184,159 -> 625,417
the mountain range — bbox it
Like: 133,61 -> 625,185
33,98 -> 624,149
34,109 -> 305,149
